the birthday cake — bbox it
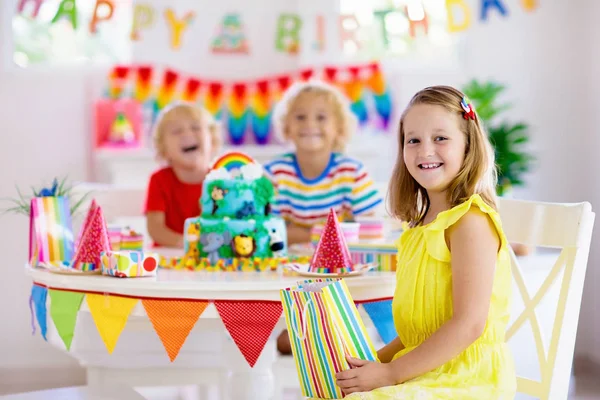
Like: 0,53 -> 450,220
182,151 -> 287,270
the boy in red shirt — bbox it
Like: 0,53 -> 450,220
145,102 -> 221,247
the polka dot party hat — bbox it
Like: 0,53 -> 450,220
309,208 -> 354,274
70,206 -> 111,272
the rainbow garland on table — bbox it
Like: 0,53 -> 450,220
103,63 -> 393,145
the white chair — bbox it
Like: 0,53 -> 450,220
273,198 -> 596,400
499,198 -> 595,400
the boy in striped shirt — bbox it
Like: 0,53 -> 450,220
265,80 -> 382,354
265,80 -> 382,244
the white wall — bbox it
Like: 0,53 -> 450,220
0,0 -> 598,386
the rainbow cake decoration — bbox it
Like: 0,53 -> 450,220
181,151 -> 287,270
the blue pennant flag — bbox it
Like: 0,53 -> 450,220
362,299 -> 396,345
31,285 -> 48,340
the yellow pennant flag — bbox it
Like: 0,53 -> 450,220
86,294 -> 138,354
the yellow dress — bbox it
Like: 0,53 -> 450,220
346,194 -> 516,399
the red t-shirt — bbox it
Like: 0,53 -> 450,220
144,167 -> 203,236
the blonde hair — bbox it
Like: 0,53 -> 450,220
152,102 -> 221,160
388,85 -> 497,226
273,80 -> 357,153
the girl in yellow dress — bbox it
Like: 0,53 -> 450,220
334,86 -> 516,399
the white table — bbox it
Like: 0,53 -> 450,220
26,266 -> 396,400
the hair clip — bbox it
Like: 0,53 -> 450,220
461,96 -> 477,121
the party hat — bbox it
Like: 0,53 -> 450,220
76,199 -> 98,247
309,209 -> 354,274
70,206 -> 111,272
109,112 -> 135,144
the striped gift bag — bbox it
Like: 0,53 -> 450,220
29,196 -> 75,267
280,278 -> 379,399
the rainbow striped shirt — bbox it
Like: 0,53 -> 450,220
264,153 -> 382,227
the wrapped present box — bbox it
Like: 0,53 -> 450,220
101,251 -> 158,278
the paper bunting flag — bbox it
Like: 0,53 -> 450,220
309,209 -> 354,273
156,69 -> 180,110
182,78 -> 202,103
49,290 -> 85,350
226,83 -> 249,145
215,301 -> 282,367
205,82 -> 224,119
108,65 -> 130,99
135,66 -> 154,102
142,299 -> 209,361
71,206 -> 111,272
31,285 -> 48,340
366,63 -> 392,129
362,300 -> 396,344
86,294 -> 138,354
250,80 -> 272,144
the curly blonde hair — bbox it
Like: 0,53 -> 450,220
272,80 -> 357,153
152,102 -> 221,161
388,85 -> 498,226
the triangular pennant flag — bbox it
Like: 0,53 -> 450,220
309,208 -> 354,273
142,299 -> 209,362
71,206 -> 111,271
362,300 -> 396,344
49,290 -> 85,350
86,294 -> 138,354
31,285 -> 48,340
76,199 -> 98,247
215,301 -> 282,367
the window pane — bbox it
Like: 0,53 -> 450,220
12,0 -> 132,67
339,0 -> 459,62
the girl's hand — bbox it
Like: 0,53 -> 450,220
335,356 -> 396,395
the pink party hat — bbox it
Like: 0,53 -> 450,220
76,199 -> 98,247
309,209 -> 354,274
71,206 -> 111,271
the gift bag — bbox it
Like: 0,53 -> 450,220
280,278 -> 379,399
29,196 -> 75,267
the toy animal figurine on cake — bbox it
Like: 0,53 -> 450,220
182,151 -> 287,270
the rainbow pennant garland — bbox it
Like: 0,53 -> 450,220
103,63 -> 393,145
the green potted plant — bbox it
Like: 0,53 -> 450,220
463,80 -> 534,255
462,80 -> 534,196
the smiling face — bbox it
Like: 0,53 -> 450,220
284,91 -> 341,154
159,108 -> 213,171
402,103 -> 467,194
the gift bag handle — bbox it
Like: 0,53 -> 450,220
290,297 -> 313,341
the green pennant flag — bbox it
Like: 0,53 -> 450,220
49,290 -> 85,350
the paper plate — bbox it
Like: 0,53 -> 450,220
38,262 -> 102,276
282,262 -> 377,278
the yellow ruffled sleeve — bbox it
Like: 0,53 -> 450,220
421,194 -> 507,263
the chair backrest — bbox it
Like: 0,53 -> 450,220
497,197 -> 595,400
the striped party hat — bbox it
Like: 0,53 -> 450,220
309,208 -> 354,274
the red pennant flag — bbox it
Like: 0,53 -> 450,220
348,66 -> 361,80
162,69 -> 179,90
208,82 -> 224,97
324,67 -> 338,82
309,208 -> 353,273
368,62 -> 380,73
137,66 -> 153,83
300,68 -> 314,81
112,65 -> 130,80
232,83 -> 247,100
277,76 -> 291,91
215,301 -> 282,367
183,78 -> 202,101
256,80 -> 269,95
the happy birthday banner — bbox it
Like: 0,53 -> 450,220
105,62 -> 393,145
29,283 -> 394,367
16,0 -> 539,52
